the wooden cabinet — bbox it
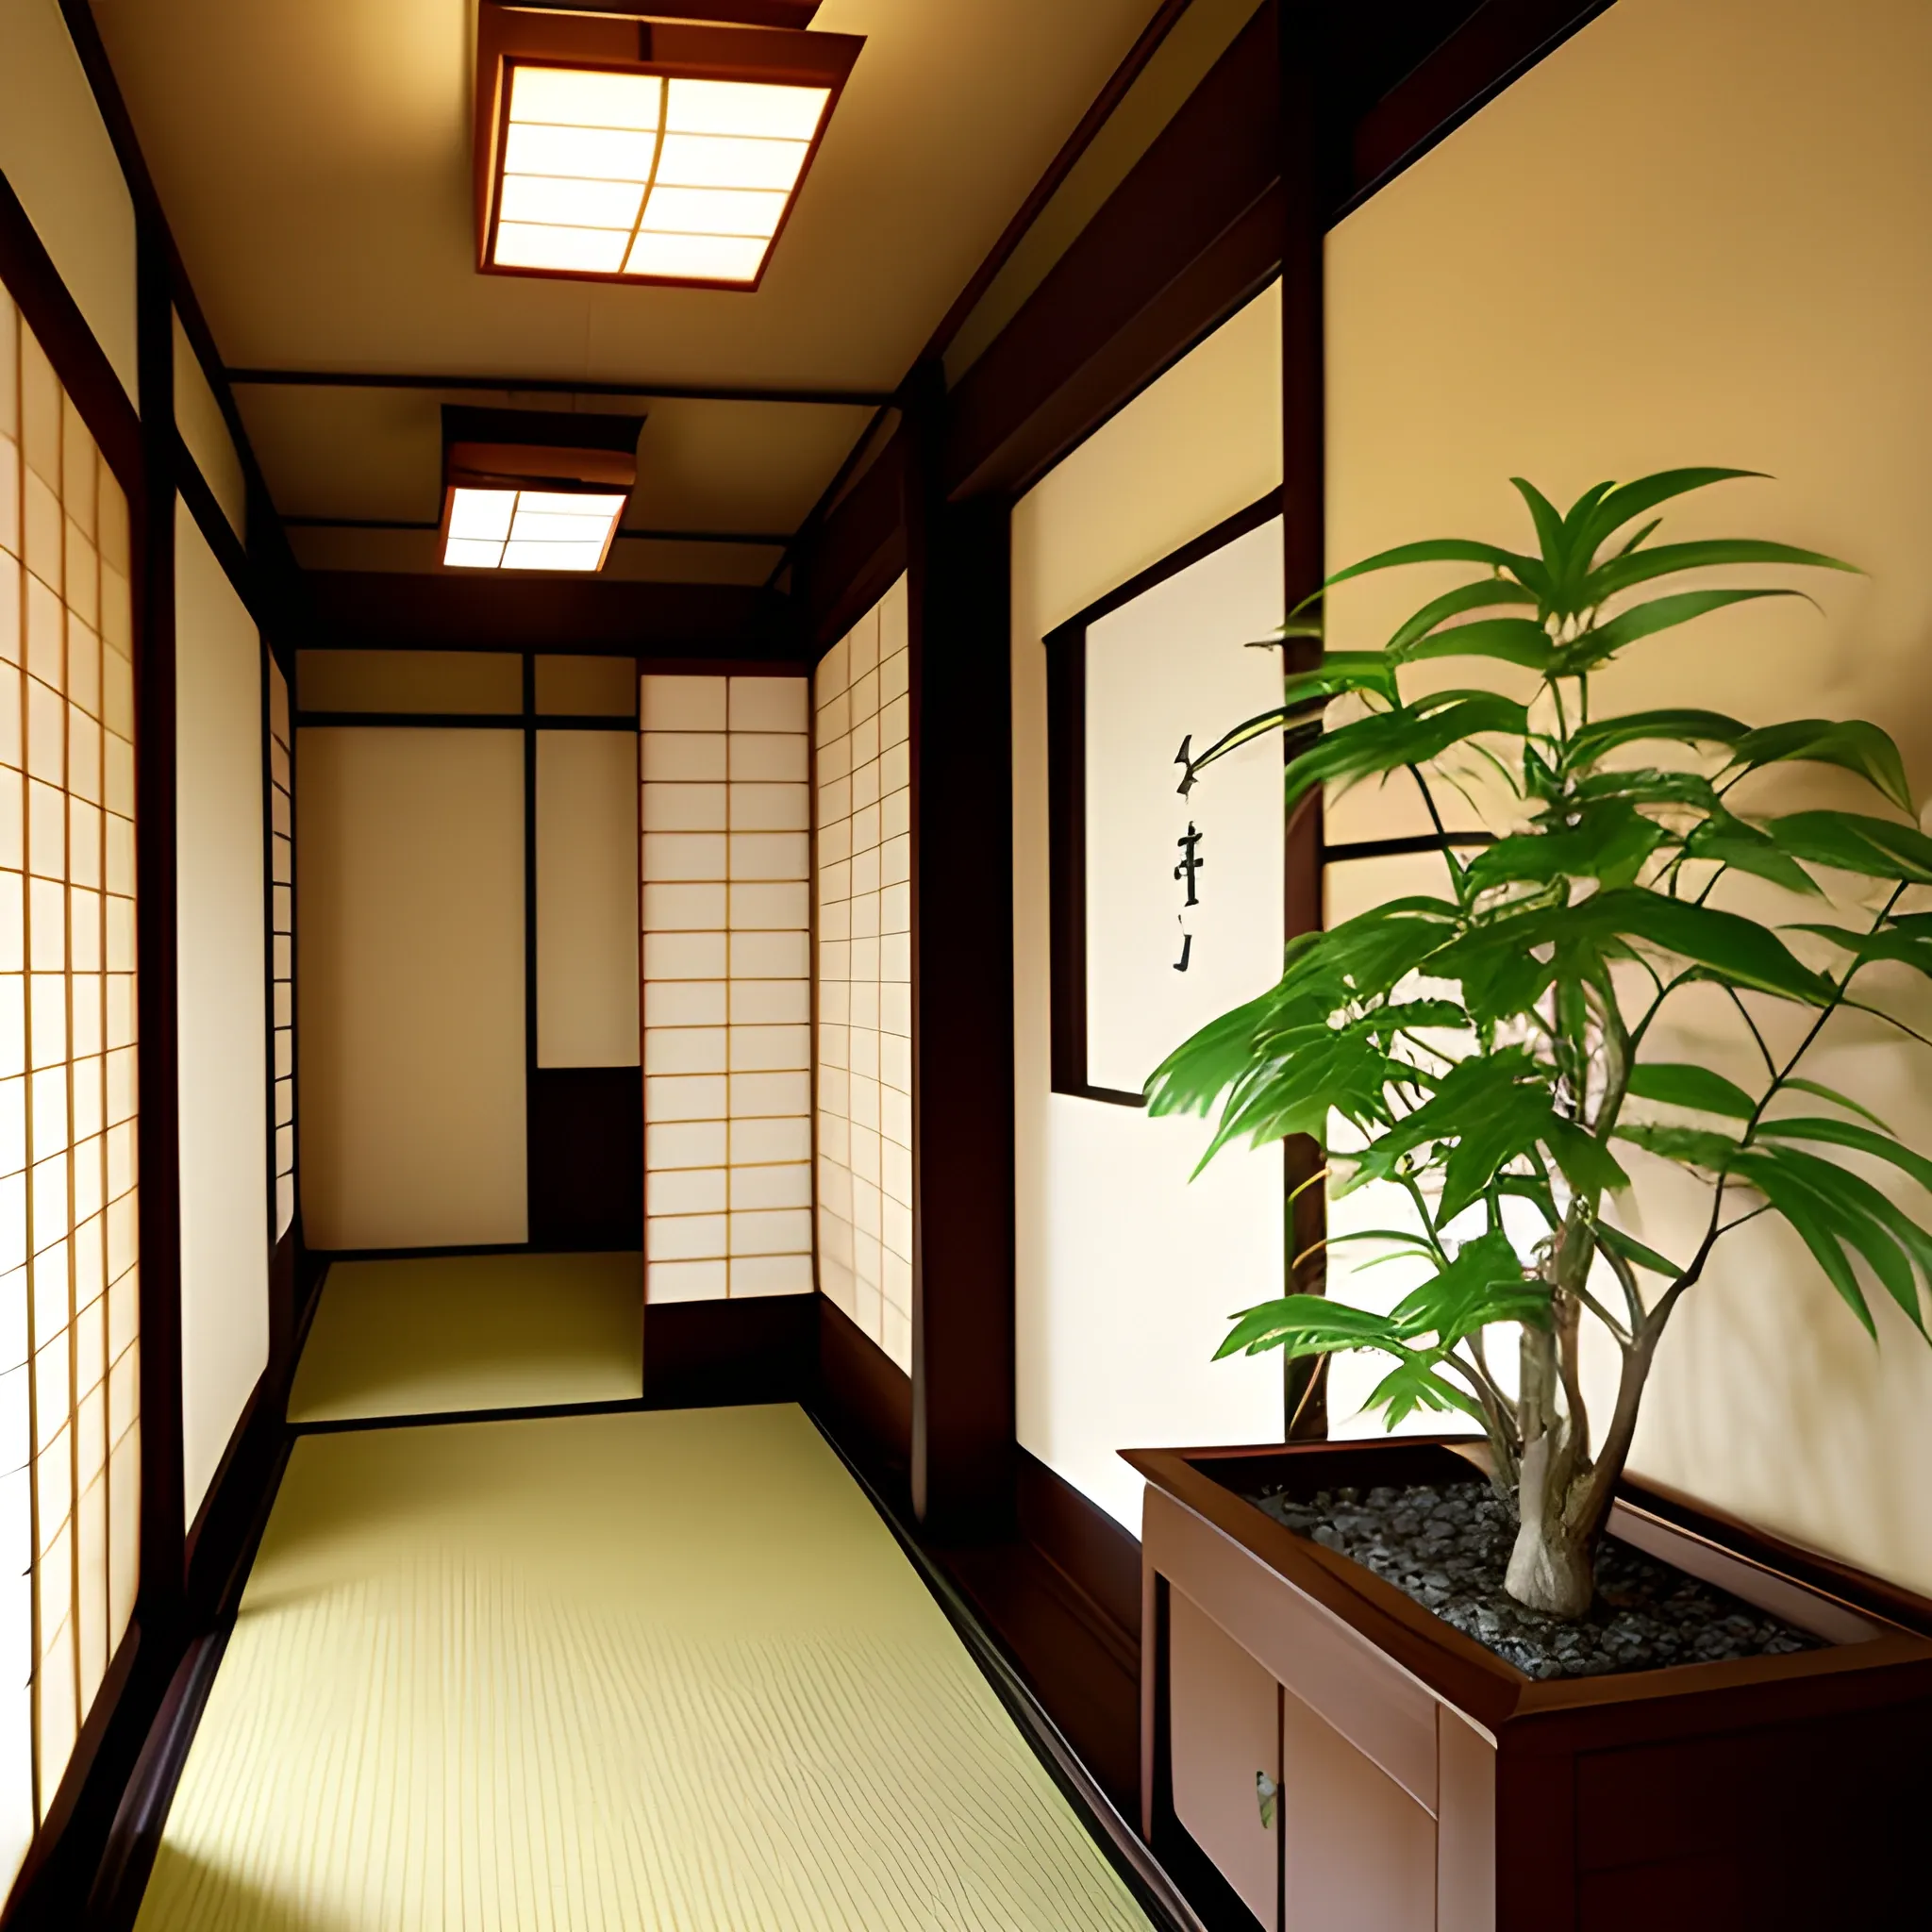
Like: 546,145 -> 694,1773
1168,1582 -> 1437,1932
1279,1681 -> 1435,1931
1169,1589 -> 1279,1927
1130,1438 -> 1932,1932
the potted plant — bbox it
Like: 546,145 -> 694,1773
1125,471 -> 1932,1927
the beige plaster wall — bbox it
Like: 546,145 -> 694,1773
0,0 -> 138,402
1011,283 -> 1291,1530
175,508 -> 269,1522
1326,0 -> 1932,1589
295,728 -> 528,1249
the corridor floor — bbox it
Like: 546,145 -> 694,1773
131,1404 -> 1153,1931
286,1253 -> 644,1424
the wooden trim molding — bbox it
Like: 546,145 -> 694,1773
226,367 -> 891,408
0,170 -> 142,492
795,425 -> 909,652
942,3 -> 1281,505
302,571 -> 803,657
1342,0 -> 1616,214
813,1297 -> 913,1507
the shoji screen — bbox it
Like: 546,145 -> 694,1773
641,675 -> 812,1302
0,296 -> 138,1871
813,577 -> 914,1373
269,662 -> 293,1239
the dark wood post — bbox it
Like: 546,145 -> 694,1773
905,360 -> 1018,1535
1281,1 -> 1328,1440
134,218 -> 187,1620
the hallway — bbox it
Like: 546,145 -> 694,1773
135,1401 -> 1149,1931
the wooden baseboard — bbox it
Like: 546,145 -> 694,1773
1017,1448 -> 1141,1644
812,1297 -> 912,1507
934,1456 -> 1143,1816
642,1293 -> 816,1407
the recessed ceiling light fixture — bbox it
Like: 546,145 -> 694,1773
439,406 -> 642,572
475,3 -> 863,290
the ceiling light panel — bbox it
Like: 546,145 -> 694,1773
475,8 -> 863,290
441,489 -> 627,573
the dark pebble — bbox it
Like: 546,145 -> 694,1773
1249,1480 -> 1822,1682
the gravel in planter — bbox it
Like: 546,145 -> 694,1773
1247,1480 -> 1822,1680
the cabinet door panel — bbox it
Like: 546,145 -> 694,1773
1282,1683 -> 1435,1930
1170,1588 -> 1280,1929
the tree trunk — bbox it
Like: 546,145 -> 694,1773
1505,1441 -> 1595,1619
1505,1319 -> 1594,1619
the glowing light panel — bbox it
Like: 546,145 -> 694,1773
491,62 -> 830,284
441,488 -> 627,572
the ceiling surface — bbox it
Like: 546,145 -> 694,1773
89,0 -> 1162,578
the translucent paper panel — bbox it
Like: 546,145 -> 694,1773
0,287 -> 137,1881
641,674 -> 810,1303
441,489 -> 624,574
490,61 -> 825,284
269,661 -> 294,1240
813,576 -> 913,1374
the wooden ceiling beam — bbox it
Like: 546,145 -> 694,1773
303,570 -> 804,658
225,368 -> 893,408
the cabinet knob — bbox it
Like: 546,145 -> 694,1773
1256,1770 -> 1278,1830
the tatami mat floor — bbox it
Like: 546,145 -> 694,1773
287,1253 -> 644,1424
133,1404 -> 1152,1931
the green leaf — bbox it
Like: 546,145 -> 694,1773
1361,1356 -> 1487,1429
1555,588 -> 1805,672
1280,653 -> 1402,708
1724,721 -> 1913,812
1324,539 -> 1549,599
1580,891 -> 1834,1005
1730,1154 -> 1876,1338
1780,1077 -> 1894,1132
1614,1121 -> 1742,1171
1594,1221 -> 1686,1279
1543,1117 -> 1631,1199
1511,475 -> 1569,577
1282,695 -> 1528,812
1390,1230 -> 1547,1345
1213,1294 -> 1407,1361
1733,1146 -> 1929,1336
1765,811 -> 1932,886
1401,617 -> 1553,670
1625,1063 -> 1757,1118
1464,800 -> 1663,894
1386,579 -> 1540,655
1573,469 -> 1769,562
1566,708 -> 1748,766
1588,538 -> 1860,604
1684,822 -> 1824,897
1756,1117 -> 1932,1195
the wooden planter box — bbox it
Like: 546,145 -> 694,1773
1124,1438 -> 1932,1932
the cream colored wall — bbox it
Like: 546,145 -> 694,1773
536,730 -> 640,1070
0,0 -> 138,402
172,313 -> 246,540
296,650 -> 523,716
296,728 -> 528,1249
1012,284 -> 1290,1531
1326,0 -> 1932,1590
175,508 -> 268,1521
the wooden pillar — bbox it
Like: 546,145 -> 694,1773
905,362 -> 1017,1535
1280,1 -> 1329,1441
134,217 -> 187,1618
